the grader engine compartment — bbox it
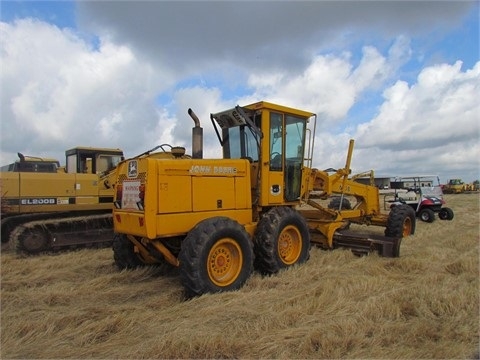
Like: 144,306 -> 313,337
113,158 -> 253,239
112,101 -> 416,298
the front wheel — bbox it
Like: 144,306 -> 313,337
253,207 -> 310,275
438,207 -> 454,220
385,205 -> 416,238
179,217 -> 253,298
419,208 -> 435,222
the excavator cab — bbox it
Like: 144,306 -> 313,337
210,101 -> 316,207
65,147 -> 124,175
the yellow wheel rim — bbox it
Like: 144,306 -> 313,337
277,225 -> 302,265
402,217 -> 413,236
207,238 -> 243,287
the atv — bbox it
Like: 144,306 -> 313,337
391,185 -> 454,223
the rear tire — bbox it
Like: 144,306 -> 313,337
113,233 -> 146,270
253,207 -> 310,275
385,205 -> 416,237
419,208 -> 435,223
328,196 -> 352,210
179,217 -> 253,298
438,207 -> 454,220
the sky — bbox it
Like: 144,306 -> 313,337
1,1 -> 479,183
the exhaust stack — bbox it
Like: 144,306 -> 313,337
188,108 -> 203,159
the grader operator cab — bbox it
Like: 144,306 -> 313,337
112,101 -> 415,297
1,144 -> 188,254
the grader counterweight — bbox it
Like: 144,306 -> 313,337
112,101 -> 415,297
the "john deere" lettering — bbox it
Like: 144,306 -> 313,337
189,165 -> 237,175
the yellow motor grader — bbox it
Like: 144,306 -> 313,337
112,101 -> 416,297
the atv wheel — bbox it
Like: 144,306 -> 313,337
385,205 -> 416,238
438,207 -> 454,221
113,233 -> 146,270
328,196 -> 352,210
253,207 -> 310,275
179,217 -> 253,298
419,208 -> 435,222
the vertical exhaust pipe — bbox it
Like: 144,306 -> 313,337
188,108 -> 203,159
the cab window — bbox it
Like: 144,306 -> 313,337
269,113 -> 283,171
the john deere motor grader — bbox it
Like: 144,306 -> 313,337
112,101 -> 415,297
1,145 -> 188,254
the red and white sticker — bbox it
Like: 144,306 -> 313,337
122,180 -> 141,210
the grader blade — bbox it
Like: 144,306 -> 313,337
332,231 -> 401,258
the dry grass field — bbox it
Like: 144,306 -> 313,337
1,193 -> 479,359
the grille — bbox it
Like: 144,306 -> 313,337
118,172 -> 146,183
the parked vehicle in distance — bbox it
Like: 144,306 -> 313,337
388,176 -> 454,223
442,178 -> 465,194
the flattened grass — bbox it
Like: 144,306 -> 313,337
1,194 -> 479,359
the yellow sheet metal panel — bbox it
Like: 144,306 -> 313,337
113,212 -> 148,238
19,172 -> 76,197
155,209 -> 253,238
115,209 -> 253,239
74,174 -> 102,200
234,176 -> 249,209
157,175 -> 192,213
0,172 -> 20,197
192,177 -> 235,212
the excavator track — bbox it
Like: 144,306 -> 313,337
9,213 -> 113,254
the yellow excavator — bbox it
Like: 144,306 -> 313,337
1,145 -> 188,254
111,101 -> 416,297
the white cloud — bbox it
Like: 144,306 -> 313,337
347,60 -> 480,181
245,36 -> 411,125
1,4 -> 478,183
0,19 -> 169,162
76,1 -> 473,76
355,60 -> 480,150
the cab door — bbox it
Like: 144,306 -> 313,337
267,112 -> 306,203
283,114 -> 306,201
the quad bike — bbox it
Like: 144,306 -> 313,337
390,184 -> 454,223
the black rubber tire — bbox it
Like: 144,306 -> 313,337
253,207 -> 310,275
438,207 -> 454,221
113,233 -> 146,270
419,208 -> 435,223
179,217 -> 253,298
385,204 -> 416,237
328,196 -> 352,210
